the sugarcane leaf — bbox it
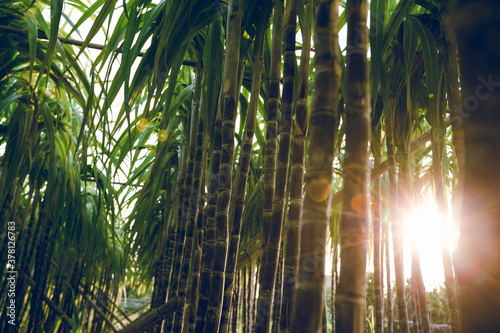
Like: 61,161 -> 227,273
202,17 -> 223,140
369,0 -> 386,113
381,0 -> 415,57
35,0 -> 63,87
409,15 -> 440,128
23,10 -> 37,84
63,0 -> 106,39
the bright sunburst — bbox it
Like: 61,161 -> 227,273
403,194 -> 457,289
327,193 -> 459,290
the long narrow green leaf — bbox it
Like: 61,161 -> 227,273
409,15 -> 440,127
63,0 -> 118,76
370,0 -> 386,112
23,10 -> 37,84
35,0 -> 63,86
381,0 -> 414,56
63,0 -> 106,40
0,92 -> 27,117
202,17 -> 223,140
403,20 -> 419,112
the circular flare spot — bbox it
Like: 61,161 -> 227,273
352,194 -> 369,214
308,178 -> 330,202
158,129 -> 169,142
137,118 -> 149,133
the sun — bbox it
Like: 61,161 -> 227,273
325,193 -> 459,290
403,194 -> 456,289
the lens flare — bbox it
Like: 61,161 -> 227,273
137,118 -> 149,133
351,194 -> 369,214
158,129 -> 169,142
308,178 -> 330,202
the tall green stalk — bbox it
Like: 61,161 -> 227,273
195,108 -> 222,333
255,0 -> 296,331
280,1 -> 312,331
165,98 -> 199,333
167,140 -> 194,314
411,238 -> 431,333
386,115 -> 410,333
203,0 -> 242,331
442,20 -> 463,333
335,0 -> 371,329
397,108 -> 414,333
172,72 -> 204,332
188,181 -> 206,333
290,0 -> 341,331
372,126 -> 384,333
242,266 -> 248,333
384,222 -> 393,333
231,271 -> 240,333
219,8 -> 268,331
262,0 -> 284,270
272,246 -> 284,333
